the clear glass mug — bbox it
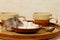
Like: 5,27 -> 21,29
33,12 -> 58,26
0,12 -> 18,26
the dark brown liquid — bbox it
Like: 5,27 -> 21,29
34,20 -> 50,26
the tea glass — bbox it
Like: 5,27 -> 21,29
33,12 -> 58,26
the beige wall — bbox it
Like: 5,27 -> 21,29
0,0 -> 60,22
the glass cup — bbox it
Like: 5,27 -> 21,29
33,12 -> 58,26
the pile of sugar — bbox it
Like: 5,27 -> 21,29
18,21 -> 39,29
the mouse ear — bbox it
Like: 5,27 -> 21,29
14,15 -> 19,18
13,16 -> 18,21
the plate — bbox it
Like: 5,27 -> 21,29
0,20 -> 60,40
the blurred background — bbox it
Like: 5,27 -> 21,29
0,0 -> 60,23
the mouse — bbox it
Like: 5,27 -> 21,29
3,16 -> 23,31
